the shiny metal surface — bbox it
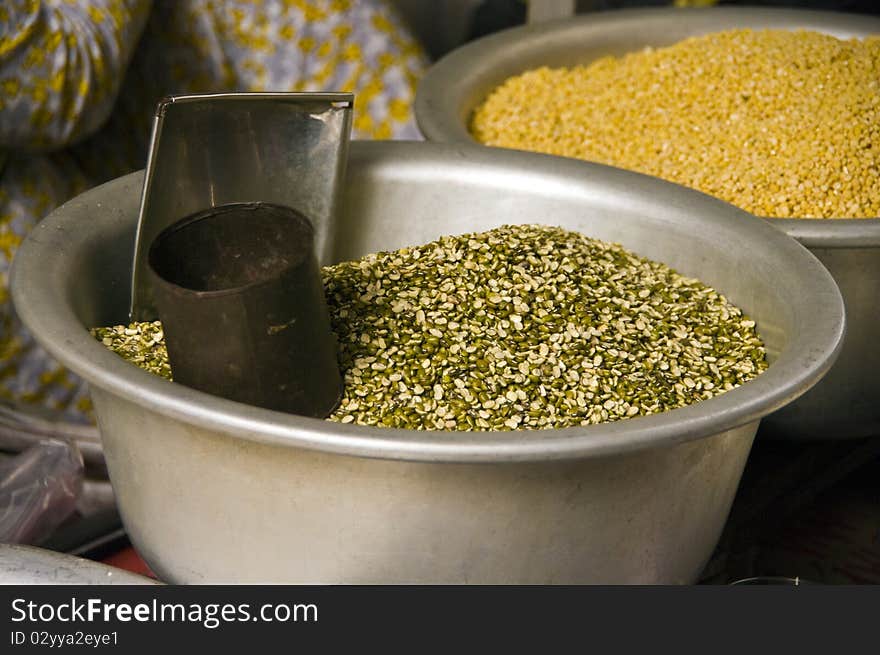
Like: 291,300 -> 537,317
760,232 -> 880,440
131,93 -> 353,321
0,544 -> 159,585
415,7 -> 880,440
10,142 -> 844,583
729,576 -> 811,586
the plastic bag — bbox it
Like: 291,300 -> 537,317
0,439 -> 83,544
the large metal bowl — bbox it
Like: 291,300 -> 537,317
10,142 -> 843,584
415,7 -> 880,440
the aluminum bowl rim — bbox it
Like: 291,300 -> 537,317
10,142 -> 845,463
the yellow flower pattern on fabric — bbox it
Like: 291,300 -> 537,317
0,0 -> 151,149
130,0 -> 427,140
1,0 -> 152,421
1,0 -> 428,424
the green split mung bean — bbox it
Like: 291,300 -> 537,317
92,224 -> 767,431
92,321 -> 171,379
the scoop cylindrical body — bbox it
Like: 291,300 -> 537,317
147,202 -> 342,417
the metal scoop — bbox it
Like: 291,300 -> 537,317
130,92 -> 353,321
129,92 -> 352,416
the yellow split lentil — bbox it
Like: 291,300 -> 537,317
471,29 -> 880,219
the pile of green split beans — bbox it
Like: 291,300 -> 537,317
93,224 -> 768,431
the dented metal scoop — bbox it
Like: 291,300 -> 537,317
130,93 -> 352,416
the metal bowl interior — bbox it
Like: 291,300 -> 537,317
10,141 -> 844,462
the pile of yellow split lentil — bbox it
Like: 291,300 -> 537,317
471,29 -> 880,218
